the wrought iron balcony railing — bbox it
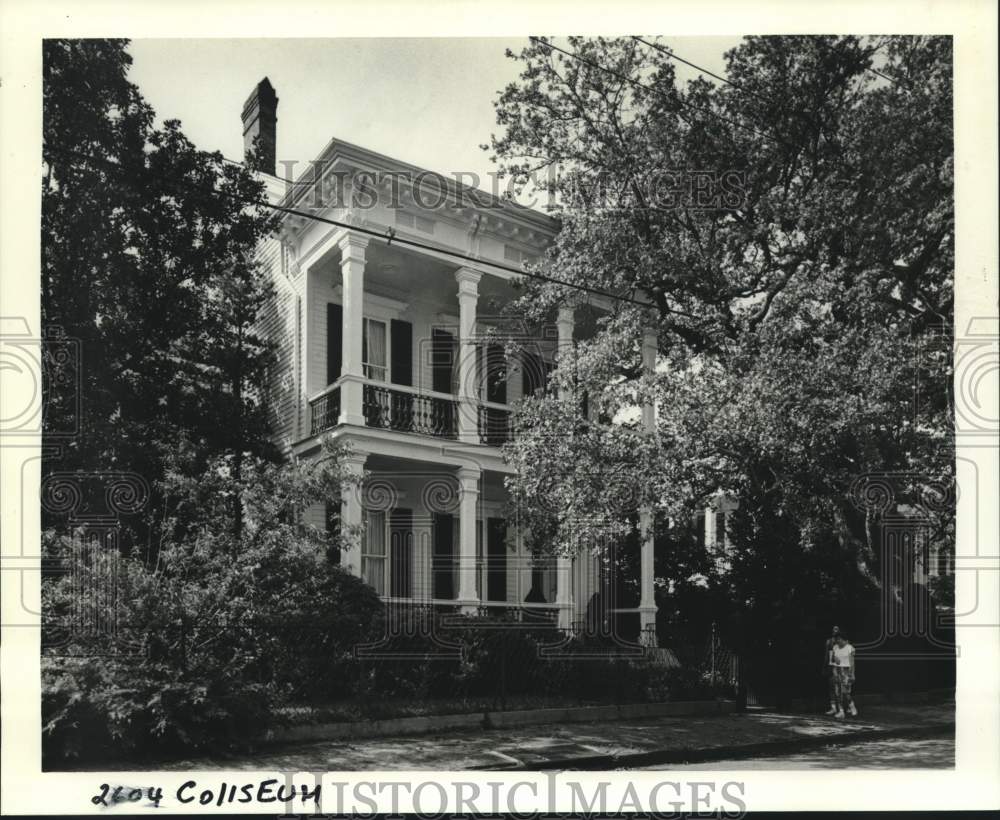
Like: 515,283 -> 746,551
363,383 -> 458,439
310,386 -> 341,436
309,382 -> 519,446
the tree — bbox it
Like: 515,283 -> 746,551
42,439 -> 381,765
488,37 -> 954,645
42,39 -> 278,552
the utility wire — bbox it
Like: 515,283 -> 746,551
528,36 -> 796,151
630,35 -> 823,136
634,33 -> 897,102
46,143 -> 655,309
867,66 -> 897,85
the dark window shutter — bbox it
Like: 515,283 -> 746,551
390,319 -> 413,386
431,329 -> 455,394
486,344 -> 507,404
522,351 -> 543,397
487,517 -> 507,601
432,513 -> 455,599
327,303 -> 343,385
390,507 -> 413,598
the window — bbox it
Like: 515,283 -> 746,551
363,318 -> 388,382
362,509 -> 387,594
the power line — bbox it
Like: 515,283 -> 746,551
46,143 -> 654,309
267,202 -> 653,307
631,36 -> 745,98
630,35 -> 822,136
635,34 -> 897,100
867,66 -> 897,85
528,36 -> 795,150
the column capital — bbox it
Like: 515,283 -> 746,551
337,231 -> 369,264
455,266 -> 482,296
456,466 -> 481,487
557,304 -> 577,325
342,449 -> 369,470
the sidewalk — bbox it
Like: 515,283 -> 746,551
142,701 -> 953,772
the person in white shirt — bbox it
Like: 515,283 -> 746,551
830,634 -> 858,718
823,625 -> 841,715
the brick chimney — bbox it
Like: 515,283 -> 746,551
241,77 -> 278,175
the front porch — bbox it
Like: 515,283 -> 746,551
304,453 -> 658,638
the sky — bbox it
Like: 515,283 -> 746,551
126,37 -> 743,196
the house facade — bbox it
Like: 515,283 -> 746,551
246,79 -> 659,639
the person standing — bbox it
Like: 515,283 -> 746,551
830,633 -> 858,718
823,625 -> 841,715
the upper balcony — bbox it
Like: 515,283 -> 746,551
294,228 -> 560,450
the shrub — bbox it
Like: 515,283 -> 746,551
42,441 -> 384,767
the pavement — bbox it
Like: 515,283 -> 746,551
134,701 -> 953,772
644,735 -> 954,769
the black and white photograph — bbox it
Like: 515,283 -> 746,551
1,0 -> 997,816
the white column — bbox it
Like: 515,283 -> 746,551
340,450 -> 368,577
456,466 -> 481,613
455,268 -> 482,444
556,303 -> 576,629
641,325 -> 657,433
557,305 -> 576,396
704,506 -> 717,548
638,508 -> 657,642
338,232 -> 368,426
555,555 -> 573,630
638,324 -> 658,641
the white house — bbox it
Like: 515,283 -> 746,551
246,79 -> 659,639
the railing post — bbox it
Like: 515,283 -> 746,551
338,232 -> 368,426
455,267 -> 482,444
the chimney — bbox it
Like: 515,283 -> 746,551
241,77 -> 278,176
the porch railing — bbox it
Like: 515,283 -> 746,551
309,386 -> 341,436
309,382 -> 516,445
363,383 -> 458,439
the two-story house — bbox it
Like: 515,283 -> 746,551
245,78 -> 659,640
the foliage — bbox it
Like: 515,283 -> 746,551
354,612 -> 728,713
41,440 -> 383,766
42,38 -> 278,549
488,36 -> 954,661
